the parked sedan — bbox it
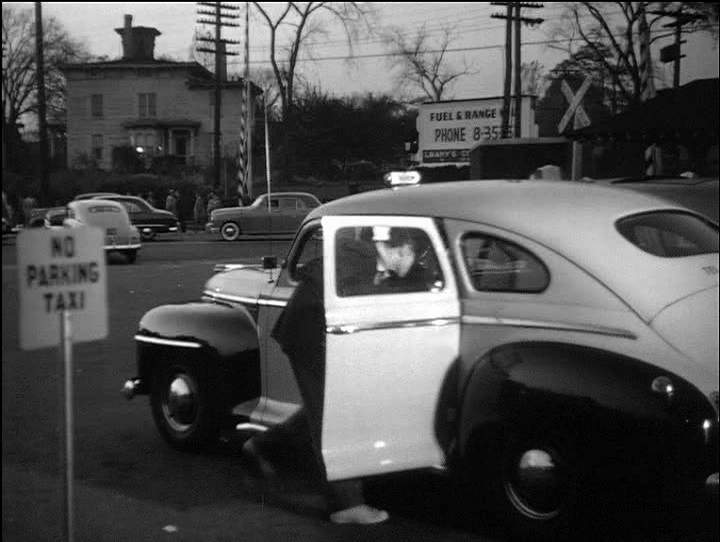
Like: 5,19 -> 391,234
64,199 -> 141,263
206,192 -> 321,241
125,175 -> 717,539
85,195 -> 179,241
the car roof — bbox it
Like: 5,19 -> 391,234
73,192 -> 121,200
309,179 -> 690,232
309,179 -> 718,321
70,199 -> 127,212
256,192 -> 320,200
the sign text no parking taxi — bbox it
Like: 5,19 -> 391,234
17,227 -> 108,350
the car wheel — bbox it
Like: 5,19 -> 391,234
140,230 -> 156,241
494,428 -> 582,541
125,249 -> 137,264
150,358 -> 218,451
220,222 -> 240,241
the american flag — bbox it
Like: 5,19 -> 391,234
237,2 -> 251,202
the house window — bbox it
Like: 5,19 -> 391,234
138,93 -> 157,118
91,94 -> 103,118
91,134 -> 104,161
130,131 -> 157,154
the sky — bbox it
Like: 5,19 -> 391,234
7,2 -> 720,101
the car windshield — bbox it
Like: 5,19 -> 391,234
616,211 -> 719,257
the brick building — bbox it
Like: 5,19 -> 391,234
61,14 -> 259,171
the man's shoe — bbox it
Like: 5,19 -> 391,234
241,439 -> 277,479
329,504 -> 389,525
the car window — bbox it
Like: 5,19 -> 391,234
616,211 -> 719,257
289,226 -> 323,281
461,234 -> 549,292
300,195 -> 320,209
118,200 -> 142,214
334,225 -> 444,296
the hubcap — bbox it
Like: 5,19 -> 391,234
505,448 -> 564,520
162,374 -> 198,432
222,224 -> 238,239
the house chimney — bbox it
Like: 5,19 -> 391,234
115,14 -> 161,61
122,15 -> 132,59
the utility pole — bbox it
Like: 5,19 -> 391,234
651,8 -> 705,88
35,2 -> 49,205
196,2 -> 239,195
491,2 -> 543,138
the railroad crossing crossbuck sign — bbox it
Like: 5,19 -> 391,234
558,77 -> 592,133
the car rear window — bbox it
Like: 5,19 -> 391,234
89,205 -> 121,214
616,211 -> 719,257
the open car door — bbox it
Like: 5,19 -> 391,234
320,215 -> 461,481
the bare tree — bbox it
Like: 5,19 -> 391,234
252,2 -> 371,121
547,2 -> 718,105
2,5 -> 89,135
251,2 -> 372,180
382,24 -> 474,102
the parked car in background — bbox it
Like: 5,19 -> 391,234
125,175 -> 718,540
64,199 -> 141,263
25,206 -> 66,229
587,176 -> 719,222
82,194 -> 179,241
206,192 -> 322,241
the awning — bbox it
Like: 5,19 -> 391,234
567,78 -> 718,142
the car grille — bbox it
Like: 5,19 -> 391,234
106,227 -> 117,235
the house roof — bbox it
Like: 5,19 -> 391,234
567,78 -> 719,141
122,119 -> 202,129
61,58 -> 212,76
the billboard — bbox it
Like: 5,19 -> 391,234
415,96 -> 537,166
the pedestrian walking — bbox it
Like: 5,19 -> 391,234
193,192 -> 206,229
206,191 -> 221,216
21,194 -> 37,228
241,254 -> 389,525
174,189 -> 186,232
165,189 -> 178,216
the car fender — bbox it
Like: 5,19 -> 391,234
138,302 -> 258,354
458,341 -> 717,485
135,302 -> 260,410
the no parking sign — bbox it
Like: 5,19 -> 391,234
17,227 -> 107,350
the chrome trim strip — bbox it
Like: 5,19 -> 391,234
202,291 -> 255,305
134,335 -> 203,348
327,317 -> 459,335
461,315 -> 637,339
202,291 -> 287,308
236,423 -> 268,432
259,298 -> 288,308
104,244 -> 141,250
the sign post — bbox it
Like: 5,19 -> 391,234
558,78 -> 593,180
17,227 -> 107,542
61,309 -> 74,542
